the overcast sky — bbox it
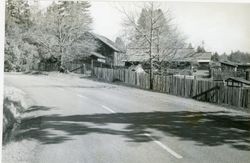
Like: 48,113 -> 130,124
38,1 -> 250,54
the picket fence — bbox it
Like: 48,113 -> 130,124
93,67 -> 250,109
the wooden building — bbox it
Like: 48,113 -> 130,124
169,50 -> 212,70
84,32 -> 125,67
220,61 -> 237,72
194,52 -> 212,70
225,77 -> 250,87
123,48 -> 211,72
211,61 -> 250,81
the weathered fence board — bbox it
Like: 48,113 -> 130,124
93,67 -> 250,109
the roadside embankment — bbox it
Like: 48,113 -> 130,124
2,86 -> 30,144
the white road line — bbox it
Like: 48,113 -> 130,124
101,105 -> 116,113
77,94 -> 88,99
144,133 -> 183,159
58,88 -> 65,91
101,104 -> 182,159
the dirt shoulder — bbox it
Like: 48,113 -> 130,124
2,86 -> 40,163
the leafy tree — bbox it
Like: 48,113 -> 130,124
196,46 -> 206,53
211,52 -> 219,62
115,37 -> 126,52
121,2 -> 185,89
25,1 -> 97,67
228,50 -> 250,63
219,52 -> 228,61
5,0 -> 33,71
187,43 -> 193,49
5,0 -> 98,71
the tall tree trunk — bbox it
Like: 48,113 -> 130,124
149,3 -> 154,90
149,57 -> 153,89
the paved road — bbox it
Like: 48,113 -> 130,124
3,73 -> 250,163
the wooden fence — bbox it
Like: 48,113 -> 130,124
93,67 -> 250,109
37,62 -> 59,72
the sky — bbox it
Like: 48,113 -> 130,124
38,1 -> 250,54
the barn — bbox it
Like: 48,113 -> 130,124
83,32 -> 125,67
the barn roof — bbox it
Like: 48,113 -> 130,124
220,61 -> 250,67
124,48 -> 195,62
87,32 -> 121,52
220,61 -> 237,67
90,52 -> 106,59
124,48 -> 211,63
193,52 -> 212,60
124,48 -> 150,62
169,48 -> 196,61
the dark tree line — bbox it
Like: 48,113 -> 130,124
228,51 -> 250,63
211,51 -> 250,63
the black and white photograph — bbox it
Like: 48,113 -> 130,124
1,0 -> 250,162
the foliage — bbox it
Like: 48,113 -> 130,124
196,46 -> 206,53
5,0 -> 33,71
228,50 -> 250,63
115,37 -> 126,52
187,43 -> 193,49
5,0 -> 97,71
30,1 -> 97,66
219,53 -> 228,61
215,51 -> 250,63
211,52 -> 219,62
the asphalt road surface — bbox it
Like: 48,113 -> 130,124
3,73 -> 250,163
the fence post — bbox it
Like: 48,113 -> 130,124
184,75 -> 186,97
91,59 -> 94,75
192,76 -> 197,97
247,88 -> 250,109
82,64 -> 86,74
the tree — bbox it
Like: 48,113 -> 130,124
228,50 -> 250,63
196,46 -> 206,53
27,1 -> 97,67
120,2 -> 185,89
5,0 -> 33,71
115,37 -> 126,52
187,43 -> 193,49
219,52 -> 228,61
211,52 -> 219,62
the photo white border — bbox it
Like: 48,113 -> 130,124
0,0 -> 249,163
0,0 -> 5,162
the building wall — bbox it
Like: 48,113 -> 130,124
221,64 -> 236,72
198,62 -> 210,70
96,41 -> 114,65
114,52 -> 125,66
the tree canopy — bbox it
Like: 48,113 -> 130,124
121,2 -> 185,88
5,0 -> 97,71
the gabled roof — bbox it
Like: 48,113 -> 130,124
125,48 -> 195,62
162,49 -> 212,62
237,63 -> 250,67
90,52 -> 105,59
225,77 -> 250,85
87,32 -> 121,52
124,48 -> 212,63
220,61 -> 237,67
193,52 -> 212,60
124,48 -> 150,62
169,48 -> 196,61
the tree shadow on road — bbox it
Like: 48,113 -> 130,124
11,109 -> 250,151
24,105 -> 52,113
